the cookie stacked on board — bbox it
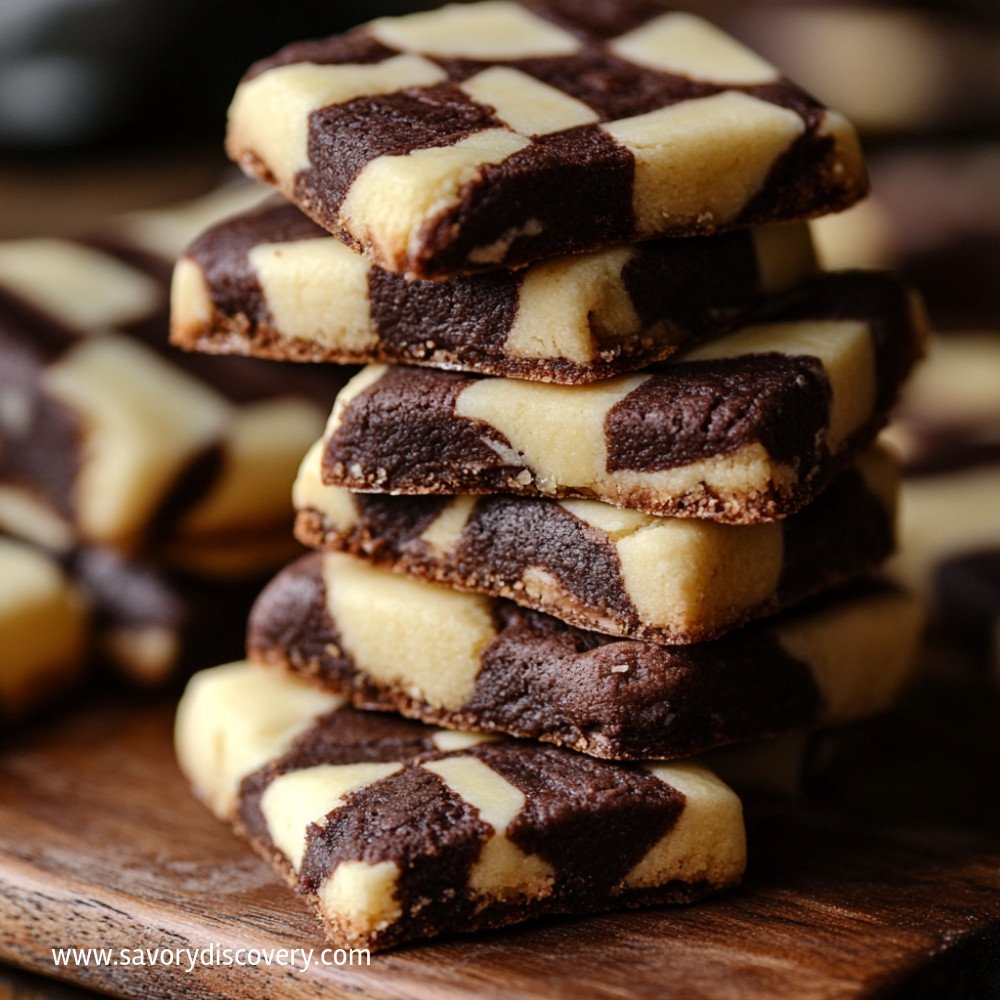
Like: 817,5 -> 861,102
172,0 -> 927,951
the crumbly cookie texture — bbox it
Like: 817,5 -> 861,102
225,0 -> 867,278
320,272 -> 925,523
295,444 -> 897,645
0,536 -> 88,718
171,196 -> 815,383
247,552 -> 923,760
0,187 -> 334,556
176,661 -> 746,951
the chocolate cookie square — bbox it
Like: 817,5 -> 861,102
226,0 -> 867,277
171,196 -> 816,383
320,271 -> 925,523
177,660 -> 746,950
247,552 -> 922,760
295,444 -> 898,644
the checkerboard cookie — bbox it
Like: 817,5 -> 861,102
0,535 -> 88,718
177,660 -> 746,950
226,0 -> 867,278
295,443 -> 897,644
320,271 -> 925,523
888,333 -> 1000,476
68,544 -> 272,686
0,189 -> 339,555
0,522 -> 290,689
171,196 -> 815,383
247,553 -> 922,760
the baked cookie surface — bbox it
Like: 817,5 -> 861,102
295,444 -> 897,644
226,0 -> 867,277
176,660 -> 746,950
247,553 -> 922,760
320,272 -> 925,523
172,197 -> 815,383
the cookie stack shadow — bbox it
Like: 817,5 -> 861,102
172,0 -> 928,952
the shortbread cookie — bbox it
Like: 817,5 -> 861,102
321,271 -> 925,523
0,536 -> 88,718
886,332 -> 1000,475
70,545 -> 268,686
248,553 -> 923,760
177,661 -> 746,950
172,196 -> 816,383
890,460 -> 1000,597
295,444 -> 897,644
226,0 -> 866,278
0,190 -> 339,554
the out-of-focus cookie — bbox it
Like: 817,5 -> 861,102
0,187 -> 337,555
887,333 -> 1000,474
890,461 -> 1000,599
729,6 -> 1000,136
0,536 -> 88,718
884,332 -> 1000,604
69,545 -> 273,687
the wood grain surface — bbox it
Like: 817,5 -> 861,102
1,659 -> 999,1000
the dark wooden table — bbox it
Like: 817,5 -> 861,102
1,646 -> 998,1000
0,966 -> 101,1000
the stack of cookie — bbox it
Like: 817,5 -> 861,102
172,0 -> 927,951
0,185 -> 348,713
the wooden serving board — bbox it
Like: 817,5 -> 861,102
1,670 -> 999,1000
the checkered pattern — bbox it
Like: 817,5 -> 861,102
247,552 -> 920,762
227,0 -> 867,277
171,196 -> 816,384
319,272 -> 925,524
178,660 -> 745,951
292,443 -> 896,645
0,187 -> 335,559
